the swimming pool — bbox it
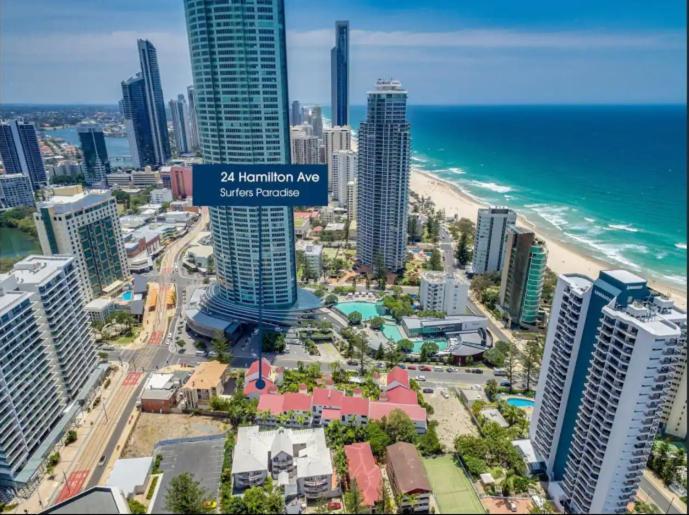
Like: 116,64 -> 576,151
505,397 -> 535,408
411,338 -> 448,353
120,291 -> 133,302
381,323 -> 404,342
334,301 -> 382,321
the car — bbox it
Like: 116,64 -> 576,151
441,390 -> 450,399
98,455 -> 106,466
327,501 -> 342,510
397,364 -> 406,369
419,365 -> 432,372
407,365 -> 417,370
433,366 -> 444,371
416,375 -> 427,381
508,500 -> 518,512
446,367 -> 455,372
493,368 -> 507,376
470,368 -> 484,374
347,360 -> 358,366
500,380 -> 512,388
422,387 -> 434,393
195,350 -> 206,357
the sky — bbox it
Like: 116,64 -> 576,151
1,0 -> 686,105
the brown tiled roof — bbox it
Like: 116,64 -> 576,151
385,442 -> 431,494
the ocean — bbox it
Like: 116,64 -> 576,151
338,104 -> 687,289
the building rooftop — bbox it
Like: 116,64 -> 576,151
183,361 -> 227,390
369,401 -> 426,423
480,408 -> 509,428
106,457 -> 153,497
37,189 -> 113,213
43,486 -> 129,514
345,443 -> 383,507
11,255 -> 73,286
385,442 -> 431,494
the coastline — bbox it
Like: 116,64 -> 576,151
410,168 -> 687,310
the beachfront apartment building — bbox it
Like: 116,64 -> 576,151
290,127 -> 320,165
356,79 -> 411,274
498,226 -> 547,328
231,426 -> 334,499
323,126 -> 352,194
472,207 -> 517,274
0,119 -> 47,188
530,270 -> 686,513
0,173 -> 34,209
33,188 -> 129,301
419,270 -> 469,315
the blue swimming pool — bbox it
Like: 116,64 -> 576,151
334,301 -> 382,321
505,397 -> 535,408
120,291 -> 133,302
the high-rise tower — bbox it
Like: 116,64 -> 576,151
137,39 -> 171,165
121,74 -> 156,168
77,125 -> 110,185
330,21 -> 349,127
183,0 -> 318,325
356,79 -> 411,273
0,119 -> 47,188
169,94 -> 191,154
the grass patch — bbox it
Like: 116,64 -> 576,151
423,455 -> 485,514
146,475 -> 159,500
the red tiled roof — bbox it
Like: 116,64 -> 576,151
246,358 -> 272,379
384,385 -> 418,405
344,443 -> 383,507
243,378 -> 276,396
386,367 -> 409,389
322,408 -> 342,421
257,393 -> 285,415
312,387 -> 345,408
369,401 -> 426,422
341,396 -> 370,416
283,392 -> 312,412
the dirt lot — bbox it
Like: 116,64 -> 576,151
122,413 -> 229,458
424,387 -> 478,449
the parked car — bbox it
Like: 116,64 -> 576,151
441,390 -> 450,399
419,365 -> 432,372
508,500 -> 518,512
98,455 -> 106,466
347,360 -> 358,366
398,364 -> 407,369
433,366 -> 444,371
470,368 -> 484,374
500,380 -> 512,388
422,387 -> 434,393
416,375 -> 427,381
446,367 -> 455,373
407,365 -> 417,370
494,368 -> 507,376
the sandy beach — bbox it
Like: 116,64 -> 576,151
410,168 -> 687,310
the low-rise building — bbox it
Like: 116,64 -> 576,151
106,457 -> 153,498
85,297 -> 116,324
181,361 -> 229,409
150,187 -> 172,204
231,426 -> 335,499
344,442 -> 382,511
131,169 -> 160,187
385,442 -> 432,513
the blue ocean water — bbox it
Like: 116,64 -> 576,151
340,104 -> 687,289
44,127 -> 133,167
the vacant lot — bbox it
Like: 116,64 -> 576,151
423,455 -> 485,514
424,388 -> 478,449
122,413 -> 229,458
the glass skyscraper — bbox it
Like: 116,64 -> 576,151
137,39 -> 171,165
356,79 -> 411,273
330,21 -> 349,127
0,119 -> 47,188
121,73 -> 156,168
169,94 -> 191,154
183,0 -> 318,325
77,125 -> 110,185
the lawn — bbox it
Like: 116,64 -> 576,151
423,455 -> 485,514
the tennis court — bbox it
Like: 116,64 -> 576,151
423,455 -> 485,514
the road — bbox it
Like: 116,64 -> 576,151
639,471 -> 685,515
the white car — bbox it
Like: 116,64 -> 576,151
416,375 -> 427,381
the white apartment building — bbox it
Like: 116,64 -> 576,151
33,189 -> 129,301
664,365 -> 687,439
323,126 -> 352,193
419,270 -> 469,315
290,130 -> 320,165
331,149 -> 357,205
472,207 -> 517,274
304,244 -> 323,279
346,180 -> 357,220
231,426 -> 334,499
150,187 -> 173,204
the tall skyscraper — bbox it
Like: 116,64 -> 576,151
0,119 -> 47,188
0,256 -> 98,500
121,73 -> 156,168
77,125 -> 110,185
330,21 -> 349,127
186,85 -> 200,151
33,189 -> 129,301
472,207 -> 517,274
137,39 -> 171,165
290,130 -> 319,164
0,173 -> 34,209
356,79 -> 411,273
497,226 -> 547,327
531,271 -> 686,513
169,94 -> 191,154
331,149 -> 357,205
290,100 -> 303,126
323,126 -> 351,193
183,0 -> 318,325
310,106 -> 323,139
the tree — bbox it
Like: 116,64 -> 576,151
375,343 -> 385,360
324,293 -> 338,307
374,253 -> 387,289
520,339 -> 541,391
366,422 -> 392,458
408,215 -> 419,242
456,231 -> 472,266
485,379 -> 498,401
417,423 -> 443,456
419,341 -> 439,362
65,429 -> 78,445
212,330 -> 230,364
348,311 -> 363,326
396,339 -> 414,354
344,480 -> 366,514
483,347 -> 505,367
426,247 -> 443,271
242,480 -> 285,514
369,316 -> 385,330
504,342 -> 517,393
383,409 -> 418,444
164,473 -> 213,514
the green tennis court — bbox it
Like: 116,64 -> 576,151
423,455 -> 485,514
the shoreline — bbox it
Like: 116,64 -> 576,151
410,168 -> 687,310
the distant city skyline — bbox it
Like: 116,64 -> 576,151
1,0 -> 685,104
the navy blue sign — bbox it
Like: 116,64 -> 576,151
192,164 -> 328,207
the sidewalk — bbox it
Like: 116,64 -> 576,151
11,362 -> 129,513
